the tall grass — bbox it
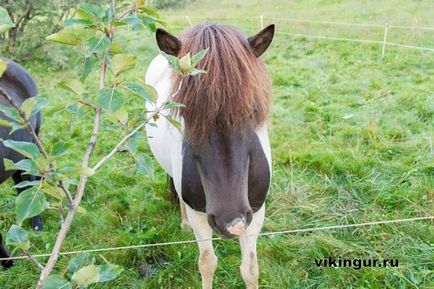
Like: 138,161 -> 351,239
1,0 -> 433,288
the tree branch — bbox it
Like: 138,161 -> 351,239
25,252 -> 44,270
35,1 -> 116,286
0,86 -> 75,209
15,1 -> 33,32
0,87 -> 49,159
92,82 -> 183,172
36,108 -> 101,289
59,180 -> 74,207
116,7 -> 134,20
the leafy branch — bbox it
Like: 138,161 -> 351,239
0,1 -> 207,288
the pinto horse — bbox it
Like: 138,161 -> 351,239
0,58 -> 43,269
145,23 -> 274,289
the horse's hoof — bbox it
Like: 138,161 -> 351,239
30,216 -> 44,231
1,259 -> 14,269
181,221 -> 191,231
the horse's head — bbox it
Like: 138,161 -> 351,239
156,23 -> 274,238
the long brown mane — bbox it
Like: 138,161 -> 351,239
171,23 -> 271,143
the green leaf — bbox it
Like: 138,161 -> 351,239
122,82 -> 152,102
86,35 -> 111,54
76,3 -> 105,20
64,18 -> 96,28
135,0 -> 146,8
191,48 -> 209,66
109,41 -> 124,55
46,28 -> 95,46
9,122 -> 24,134
71,167 -> 95,177
179,52 -> 191,74
0,118 -> 11,128
0,7 -> 14,34
43,186 -> 65,201
43,105 -> 65,117
6,225 -> 30,252
111,54 -> 137,76
13,180 -> 40,189
0,104 -> 22,123
79,56 -> 96,81
71,264 -> 100,287
46,29 -> 82,46
160,51 -> 179,70
113,107 -> 128,124
59,79 -> 85,97
164,102 -> 186,109
52,142 -> 72,157
164,115 -> 183,134
143,84 -> 158,102
3,158 -> 15,171
141,16 -> 157,32
190,68 -> 207,76
122,16 -> 143,26
77,206 -> 87,214
68,252 -> 90,274
134,153 -> 153,175
138,6 -> 160,18
16,187 -> 48,225
98,264 -> 123,283
21,97 -> 48,118
2,139 -> 41,162
0,59 -> 8,77
3,158 -> 41,176
97,87 -> 124,112
124,132 -> 143,153
42,275 -> 72,289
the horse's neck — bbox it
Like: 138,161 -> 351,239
145,55 -> 173,108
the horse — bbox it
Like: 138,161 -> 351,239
0,58 -> 43,269
145,23 -> 274,289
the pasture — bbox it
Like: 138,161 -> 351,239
0,0 -> 433,288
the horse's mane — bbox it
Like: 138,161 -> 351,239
171,23 -> 271,143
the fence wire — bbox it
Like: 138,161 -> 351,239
167,15 -> 434,53
0,216 -> 432,262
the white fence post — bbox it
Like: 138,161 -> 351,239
186,15 -> 193,27
260,14 -> 264,29
381,21 -> 389,59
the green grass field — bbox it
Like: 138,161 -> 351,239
1,0 -> 433,288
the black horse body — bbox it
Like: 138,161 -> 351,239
0,58 -> 43,268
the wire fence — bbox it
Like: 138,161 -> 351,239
1,14 -> 433,267
166,15 -> 434,54
0,215 -> 432,262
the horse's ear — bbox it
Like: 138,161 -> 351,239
248,24 -> 275,57
156,28 -> 182,56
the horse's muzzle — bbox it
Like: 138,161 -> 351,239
207,208 -> 253,238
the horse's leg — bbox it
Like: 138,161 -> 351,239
186,206 -> 217,289
0,233 -> 14,269
168,175 -> 191,230
239,205 -> 265,289
12,171 -> 43,231
180,200 -> 191,230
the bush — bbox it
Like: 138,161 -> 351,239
149,0 -> 192,9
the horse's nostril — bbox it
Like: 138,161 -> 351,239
207,214 -> 219,231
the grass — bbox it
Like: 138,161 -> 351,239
1,0 -> 433,288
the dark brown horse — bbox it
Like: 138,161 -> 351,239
0,58 -> 43,269
146,23 -> 274,289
